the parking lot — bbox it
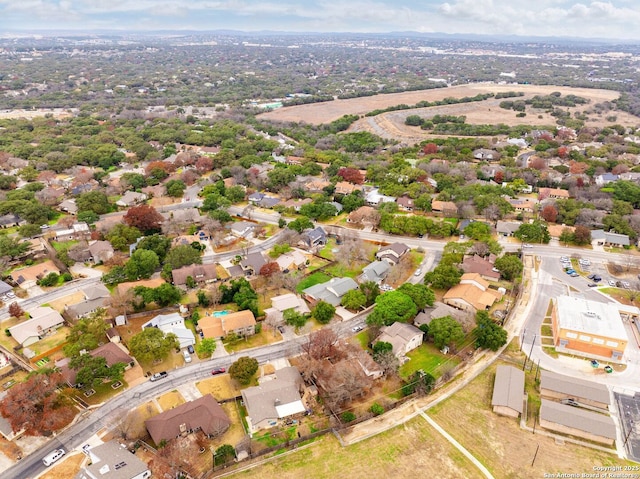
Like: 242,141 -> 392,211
559,256 -> 632,290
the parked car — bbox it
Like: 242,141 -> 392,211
587,283 -> 598,288
414,269 -> 422,277
183,350 -> 192,363
565,269 -> 576,275
590,359 -> 599,368
523,244 -> 533,248
149,371 -> 168,382
609,280 -> 617,286
42,448 -> 66,466
277,325 -> 285,334
588,274 -> 596,280
187,344 -> 195,354
623,281 -> 631,289
561,398 -> 580,407
616,281 -> 623,288
604,365 -> 614,373
211,368 -> 226,375
593,276 -> 602,282
560,256 -> 569,262
352,325 -> 364,333
570,273 -> 579,277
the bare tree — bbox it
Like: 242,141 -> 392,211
302,329 -> 343,361
114,409 -> 143,441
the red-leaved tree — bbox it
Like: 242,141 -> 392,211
540,205 -> 558,223
259,262 -> 280,277
124,204 -> 164,233
337,167 -> 364,185
0,372 -> 76,436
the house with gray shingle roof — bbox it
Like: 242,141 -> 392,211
359,260 -> 390,284
491,365 -> 524,418
302,277 -> 358,306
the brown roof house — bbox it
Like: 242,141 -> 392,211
431,200 -> 458,216
199,310 -> 257,340
334,181 -> 363,196
241,367 -> 306,433
87,240 -> 115,264
491,365 -> 525,418
539,399 -> 616,445
443,273 -> 503,313
396,195 -> 415,212
539,187 -> 570,200
9,306 -> 65,347
375,242 -> 410,265
346,206 -> 379,226
461,254 -> 500,281
76,440 -> 150,479
57,342 -> 135,387
11,260 -> 60,290
116,191 -> 148,207
172,263 -> 217,288
145,395 -> 230,444
375,322 -> 423,361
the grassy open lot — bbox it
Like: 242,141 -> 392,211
157,390 -> 185,411
318,238 -> 337,260
429,358 -> 629,477
228,415 -> 481,479
48,291 -> 85,312
398,343 -> 460,380
197,374 -> 242,401
296,272 -> 332,293
354,331 -> 369,350
324,261 -> 366,279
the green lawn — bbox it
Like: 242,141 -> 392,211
399,343 -> 461,380
355,331 -> 369,349
318,239 -> 337,260
324,261 -> 365,279
296,272 -> 332,293
443,217 -> 458,226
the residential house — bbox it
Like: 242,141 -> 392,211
595,173 -> 619,186
334,181 -> 363,196
396,196 -> 414,211
94,212 -> 125,235
145,395 -> 230,444
162,207 -> 204,225
329,201 -> 343,214
507,198 -> 536,214
538,187 -> 570,200
375,242 -> 410,265
65,283 -> 111,320
496,220 -> 521,237
414,302 -> 473,331
304,178 -> 330,193
199,310 -> 257,339
258,196 -> 281,209
0,413 -> 22,441
240,252 -> 267,276
302,277 -> 358,306
301,226 -> 327,250
365,188 -> 396,206
591,230 -> 630,248
241,367 -> 306,433
87,240 -> 115,264
264,293 -> 310,323
431,200 -> 458,216
57,342 -> 135,387
0,280 -> 12,296
76,441 -> 151,479
58,198 -> 78,215
539,399 -> 616,445
473,148 -> 499,161
54,222 -> 91,242
461,254 -> 500,281
551,296 -> 628,361
375,322 -> 423,360
116,191 -> 148,207
9,306 -> 65,347
540,370 -> 610,410
275,250 -> 307,272
443,273 -> 503,313
172,263 -> 217,288
11,260 -> 60,290
229,221 -> 256,239
0,214 -> 24,229
359,260 -> 390,285
280,198 -> 312,212
141,312 -> 195,349
346,206 -> 378,226
491,365 -> 525,418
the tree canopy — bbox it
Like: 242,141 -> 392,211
228,356 -> 259,385
428,315 -> 465,349
367,291 -> 418,327
128,327 -> 179,364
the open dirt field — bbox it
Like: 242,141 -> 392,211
157,390 -> 185,411
259,84 -> 623,125
228,416 -> 482,479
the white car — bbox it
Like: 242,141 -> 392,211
414,269 -> 422,277
523,244 -> 533,248
623,281 -> 631,289
352,325 -> 363,333
609,280 -> 616,287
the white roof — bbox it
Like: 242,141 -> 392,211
556,296 -> 629,341
275,400 -> 306,418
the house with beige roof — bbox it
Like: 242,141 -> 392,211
431,200 -> 458,216
334,181 -> 363,195
198,310 -> 257,340
171,263 -> 217,288
375,322 -> 423,360
539,187 -> 570,200
64,283 -> 111,320
9,306 -> 65,347
264,293 -> 310,323
57,342 -> 135,387
145,395 -> 230,444
241,367 -> 306,433
76,441 -> 151,479
443,273 -> 503,313
11,260 -> 60,290
491,365 -> 524,418
116,190 -> 148,207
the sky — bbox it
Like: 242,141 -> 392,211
1,0 -> 639,41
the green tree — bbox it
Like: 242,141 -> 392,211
372,341 -> 393,356
214,445 -> 236,465
125,249 -> 160,280
424,264 -> 463,289
515,221 -> 550,244
18,223 -> 41,238
341,289 -> 367,310
463,221 -> 491,240
396,283 -> 435,310
165,179 -> 186,197
163,244 -> 202,271
106,224 -> 141,251
0,234 -> 30,259
402,371 -> 436,397
367,291 -> 418,327
493,255 -> 524,281
136,234 -> 172,262
473,311 -> 507,351
428,316 -> 465,350
128,327 -> 179,364
37,272 -> 59,287
77,210 -> 99,224
359,281 -> 380,306
287,216 -> 314,233
283,308 -> 308,329
197,338 -> 217,357
63,310 -> 110,357
228,356 -> 259,385
151,283 -> 183,307
76,190 -> 111,215
70,355 -> 126,389
312,301 -> 336,324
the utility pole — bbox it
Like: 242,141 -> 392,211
531,444 -> 540,467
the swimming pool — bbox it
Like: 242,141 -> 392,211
213,310 -> 230,317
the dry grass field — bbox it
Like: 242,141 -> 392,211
258,84 -> 639,145
157,390 -> 185,411
197,374 -> 242,401
40,452 -> 84,479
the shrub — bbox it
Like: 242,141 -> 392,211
370,403 -> 384,416
341,411 -> 356,422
